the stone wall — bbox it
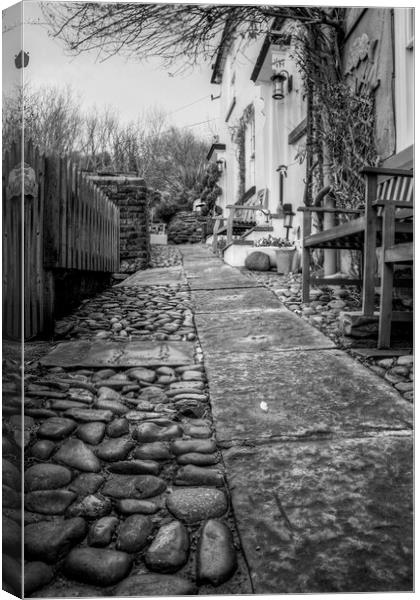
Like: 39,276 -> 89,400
89,176 -> 151,272
167,211 -> 205,244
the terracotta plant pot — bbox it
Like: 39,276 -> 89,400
275,247 -> 296,274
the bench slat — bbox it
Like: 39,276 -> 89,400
384,242 -> 413,263
303,217 -> 366,247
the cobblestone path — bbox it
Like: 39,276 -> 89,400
2,246 -> 251,597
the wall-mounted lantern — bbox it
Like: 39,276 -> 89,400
282,203 -> 295,240
271,54 -> 292,100
216,158 -> 226,173
271,70 -> 292,100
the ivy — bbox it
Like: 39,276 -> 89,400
288,14 -> 378,210
197,162 -> 222,216
230,103 -> 254,201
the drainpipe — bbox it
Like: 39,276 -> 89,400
320,23 -> 338,277
322,154 -> 337,276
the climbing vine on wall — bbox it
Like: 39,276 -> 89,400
230,103 -> 254,201
284,13 -> 379,210
197,161 -> 222,217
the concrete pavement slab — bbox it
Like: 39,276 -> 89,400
222,435 -> 412,593
117,267 -> 186,287
183,260 -> 225,275
40,340 -> 195,368
192,287 -> 284,313
205,349 -> 412,442
195,309 -> 335,353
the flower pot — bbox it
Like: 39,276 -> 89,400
275,247 -> 296,274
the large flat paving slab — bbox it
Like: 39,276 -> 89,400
117,267 -> 186,287
192,287 -> 283,313
222,435 -> 413,593
185,262 -> 262,291
40,340 -> 195,368
189,279 -> 260,290
195,310 -> 335,353
205,349 -> 412,442
183,260 -> 226,275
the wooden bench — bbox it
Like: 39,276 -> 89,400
211,188 -> 269,251
378,201 -> 413,348
299,167 -> 413,345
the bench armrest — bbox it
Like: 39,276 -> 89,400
297,207 -> 363,214
360,167 -> 413,177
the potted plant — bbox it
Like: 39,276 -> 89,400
253,235 -> 295,272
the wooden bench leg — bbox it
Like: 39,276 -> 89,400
378,256 -> 393,348
301,211 -> 311,303
362,175 -> 378,316
378,202 -> 396,349
302,246 -> 310,303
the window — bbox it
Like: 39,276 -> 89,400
394,9 -> 414,152
406,8 -> 414,49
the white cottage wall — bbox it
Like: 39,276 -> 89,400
212,29 -> 307,244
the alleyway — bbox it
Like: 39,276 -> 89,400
3,245 -> 412,596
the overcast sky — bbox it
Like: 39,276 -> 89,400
2,1 -> 221,140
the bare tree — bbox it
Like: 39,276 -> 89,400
3,83 -> 84,155
41,3 -> 341,69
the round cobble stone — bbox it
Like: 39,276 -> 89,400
166,488 -> 228,523
24,463 -> 72,491
145,520 -> 189,573
76,422 -> 106,445
24,561 -> 54,596
197,519 -> 237,586
54,439 -> 101,473
88,516 -> 119,547
63,547 -> 133,586
37,417 -> 77,440
25,490 -> 77,515
115,574 -> 197,596
102,474 -> 166,499
30,440 -> 56,460
116,514 -> 153,553
24,517 -> 88,563
115,499 -> 160,515
66,494 -> 112,519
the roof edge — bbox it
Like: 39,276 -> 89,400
207,143 -> 226,161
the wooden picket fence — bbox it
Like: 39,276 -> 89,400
2,139 -> 120,340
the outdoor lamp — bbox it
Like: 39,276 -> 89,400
216,158 -> 225,173
271,70 -> 292,100
282,203 -> 295,240
195,201 -> 205,213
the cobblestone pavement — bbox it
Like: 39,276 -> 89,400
243,270 -> 413,403
2,245 -> 251,597
2,244 -> 413,595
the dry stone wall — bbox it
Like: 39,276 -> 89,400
167,212 -> 205,245
90,176 -> 151,273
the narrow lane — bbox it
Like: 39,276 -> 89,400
3,243 -> 412,596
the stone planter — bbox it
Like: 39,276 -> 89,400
275,247 -> 296,274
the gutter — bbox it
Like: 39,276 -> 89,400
210,19 -> 234,84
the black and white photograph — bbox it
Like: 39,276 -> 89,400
2,1 -> 414,597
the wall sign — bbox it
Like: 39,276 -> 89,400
6,163 -> 38,200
